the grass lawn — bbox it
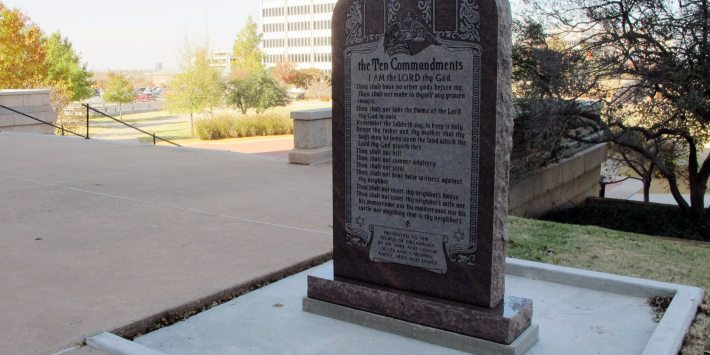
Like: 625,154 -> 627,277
85,110 -> 187,142
90,110 -> 176,125
135,122 -> 193,144
83,100 -> 332,144
508,216 -> 709,354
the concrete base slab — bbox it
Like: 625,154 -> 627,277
132,260 -> 703,355
303,297 -> 539,355
289,146 -> 332,165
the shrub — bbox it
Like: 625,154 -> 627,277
304,76 -> 332,101
542,198 -> 710,241
194,113 -> 293,140
226,70 -> 289,115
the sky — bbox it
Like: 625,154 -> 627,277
3,0 -> 262,72
4,0 -> 529,73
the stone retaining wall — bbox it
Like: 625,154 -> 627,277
0,89 -> 57,134
288,108 -> 608,216
509,143 -> 608,218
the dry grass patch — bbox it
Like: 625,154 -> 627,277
508,217 -> 710,354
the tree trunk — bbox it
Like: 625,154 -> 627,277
688,178 -> 707,218
643,179 -> 651,203
641,169 -> 654,203
190,112 -> 194,137
666,175 -> 691,213
684,142 -> 707,218
119,104 -> 123,119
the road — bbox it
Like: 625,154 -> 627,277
66,98 -> 165,117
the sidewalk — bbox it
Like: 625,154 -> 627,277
0,132 -> 331,355
179,136 -> 294,162
628,193 -> 710,207
604,178 -> 643,200
605,177 -> 710,207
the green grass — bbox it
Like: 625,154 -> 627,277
69,100 -> 332,143
509,216 -> 709,354
135,121 -> 193,144
91,110 -> 176,125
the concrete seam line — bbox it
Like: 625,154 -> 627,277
110,251 -> 333,340
86,332 -> 165,355
49,345 -> 82,355
0,173 -> 330,236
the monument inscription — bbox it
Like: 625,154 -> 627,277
346,40 -> 481,274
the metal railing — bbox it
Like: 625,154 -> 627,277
0,104 -> 85,138
1,104 -> 181,147
81,104 -> 181,147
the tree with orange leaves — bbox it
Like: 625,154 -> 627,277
0,3 -> 48,89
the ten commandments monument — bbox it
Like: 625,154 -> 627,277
304,0 -> 537,352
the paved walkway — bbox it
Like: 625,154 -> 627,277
628,193 -> 710,207
0,132 -> 331,355
604,178 -> 643,200
603,177 -> 709,207
180,136 -> 294,163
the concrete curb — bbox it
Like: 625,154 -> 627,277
643,286 -> 705,355
506,258 -> 704,355
87,333 -> 165,355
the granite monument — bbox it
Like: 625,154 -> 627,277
305,0 -> 535,349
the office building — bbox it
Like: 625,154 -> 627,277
210,50 -> 234,77
261,0 -> 336,72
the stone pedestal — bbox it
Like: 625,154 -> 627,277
288,108 -> 332,165
306,275 -> 532,344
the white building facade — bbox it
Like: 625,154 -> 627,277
210,50 -> 234,78
261,0 -> 336,72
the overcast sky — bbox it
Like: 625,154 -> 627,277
4,0 -> 262,71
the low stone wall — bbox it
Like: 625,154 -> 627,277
509,143 -> 608,218
288,108 -> 607,217
0,89 -> 57,134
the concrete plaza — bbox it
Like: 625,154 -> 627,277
0,132 -> 331,354
0,132 -> 702,355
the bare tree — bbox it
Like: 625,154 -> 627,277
515,0 -> 710,218
609,136 -> 686,202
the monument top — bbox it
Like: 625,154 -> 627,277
330,0 -> 513,308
